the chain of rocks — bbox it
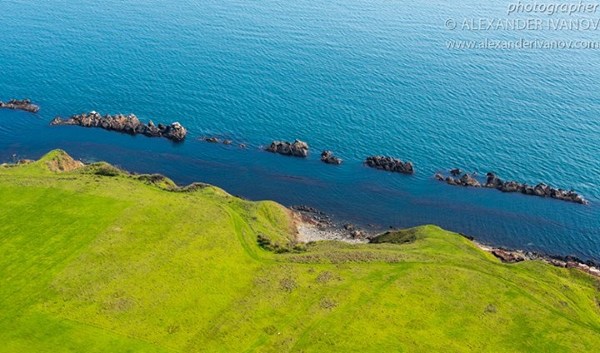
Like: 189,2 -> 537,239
365,156 -> 414,174
201,136 -> 247,148
435,169 -> 587,204
0,99 -> 40,113
51,111 -> 187,142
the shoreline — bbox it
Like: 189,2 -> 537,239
472,240 -> 600,278
1,110 -> 600,267
2,148 -> 599,276
292,205 -> 600,278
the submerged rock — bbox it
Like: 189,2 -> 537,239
0,99 -> 40,113
365,156 -> 414,175
51,112 -> 187,142
320,150 -> 343,165
266,140 -> 309,157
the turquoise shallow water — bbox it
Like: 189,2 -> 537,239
1,0 -> 599,261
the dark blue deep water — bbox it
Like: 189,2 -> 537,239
1,0 -> 599,261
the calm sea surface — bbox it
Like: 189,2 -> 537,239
1,0 -> 599,261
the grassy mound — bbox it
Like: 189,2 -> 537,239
369,228 -> 419,244
0,150 -> 599,352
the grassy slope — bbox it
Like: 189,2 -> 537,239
0,150 -> 599,352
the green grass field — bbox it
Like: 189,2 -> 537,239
1,150 -> 599,352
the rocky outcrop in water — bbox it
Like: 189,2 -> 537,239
201,136 -> 245,148
437,171 -> 481,187
0,99 -> 40,113
203,137 -> 220,143
266,140 -> 309,157
484,172 -> 587,204
435,170 -> 588,204
320,150 -> 343,165
365,156 -> 414,174
50,111 -> 187,142
450,168 -> 462,177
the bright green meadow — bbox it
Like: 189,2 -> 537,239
1,150 -> 599,352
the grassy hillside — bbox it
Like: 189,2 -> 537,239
1,150 -> 599,352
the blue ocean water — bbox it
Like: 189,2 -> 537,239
1,0 -> 599,261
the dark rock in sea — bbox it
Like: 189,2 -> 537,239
459,232 -> 475,241
460,173 -> 481,187
320,150 -> 343,165
498,180 -> 523,193
485,172 -> 503,188
365,156 -> 414,175
203,137 -> 220,143
223,139 -> 232,145
0,99 -> 40,113
266,140 -> 309,157
450,168 -> 462,176
435,170 -> 480,187
445,176 -> 459,186
437,170 -> 587,204
50,111 -> 187,142
291,205 -> 325,215
491,177 -> 581,203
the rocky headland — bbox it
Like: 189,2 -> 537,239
51,111 -> 187,142
435,170 -> 588,204
0,99 -> 40,113
266,140 -> 309,157
365,156 -> 414,174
